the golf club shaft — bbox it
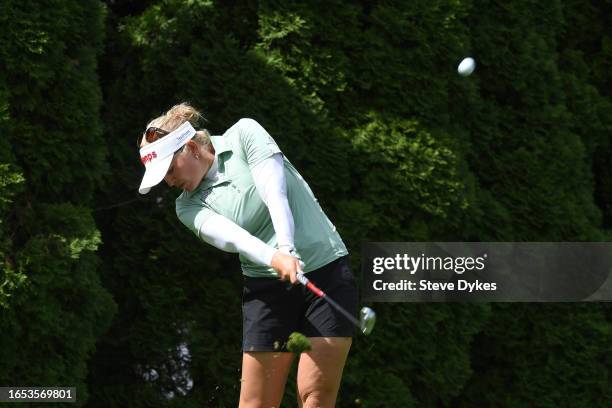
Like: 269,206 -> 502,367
297,273 -> 361,328
321,292 -> 362,328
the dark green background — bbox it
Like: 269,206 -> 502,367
1,0 -> 610,406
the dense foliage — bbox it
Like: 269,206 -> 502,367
0,1 -> 116,405
1,1 -> 610,407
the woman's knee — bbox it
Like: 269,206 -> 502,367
298,385 -> 339,407
239,352 -> 295,408
296,337 -> 352,407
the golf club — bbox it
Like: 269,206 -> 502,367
296,271 -> 376,335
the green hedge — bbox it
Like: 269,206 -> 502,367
0,1 -> 610,407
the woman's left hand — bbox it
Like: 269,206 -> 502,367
270,251 -> 302,284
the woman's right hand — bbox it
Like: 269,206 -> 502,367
271,251 -> 303,285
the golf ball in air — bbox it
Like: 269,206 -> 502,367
458,57 -> 476,76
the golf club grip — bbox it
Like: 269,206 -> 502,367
296,270 -> 324,296
305,281 -> 324,297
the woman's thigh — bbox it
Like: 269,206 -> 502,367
296,337 -> 352,407
239,351 -> 296,408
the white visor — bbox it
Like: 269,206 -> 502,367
138,121 -> 196,194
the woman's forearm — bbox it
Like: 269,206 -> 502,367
250,153 -> 296,249
198,213 -> 277,266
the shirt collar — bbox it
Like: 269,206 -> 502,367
209,135 -> 232,155
191,135 -> 231,193
205,155 -> 219,181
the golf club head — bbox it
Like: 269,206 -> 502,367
359,306 -> 376,335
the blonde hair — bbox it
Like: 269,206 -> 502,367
141,102 -> 212,149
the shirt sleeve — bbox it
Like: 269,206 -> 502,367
176,202 -> 216,237
177,203 -> 277,266
237,118 -> 282,168
250,153 -> 296,250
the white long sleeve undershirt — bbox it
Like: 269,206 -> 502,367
250,153 -> 295,250
197,213 -> 277,266
195,153 -> 296,266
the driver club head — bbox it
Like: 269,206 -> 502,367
359,306 -> 376,335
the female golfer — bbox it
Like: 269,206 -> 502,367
137,103 -> 357,407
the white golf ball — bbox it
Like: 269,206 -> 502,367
457,57 -> 476,76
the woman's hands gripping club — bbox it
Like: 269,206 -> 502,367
271,249 -> 304,285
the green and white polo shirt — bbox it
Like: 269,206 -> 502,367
176,118 -> 348,278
